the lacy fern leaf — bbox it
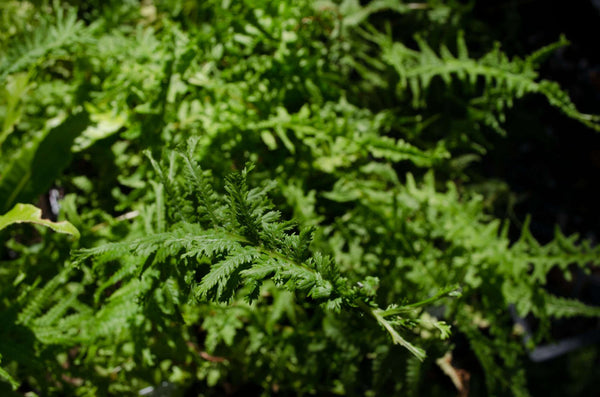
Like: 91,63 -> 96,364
381,31 -> 600,132
0,5 -> 92,82
72,150 -> 455,361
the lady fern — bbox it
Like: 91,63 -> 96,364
1,1 -> 600,395
73,147 -> 457,363
323,165 -> 600,396
370,29 -> 600,134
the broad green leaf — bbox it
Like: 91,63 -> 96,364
0,203 -> 80,238
0,111 -> 89,213
72,105 -> 126,152
0,73 -> 29,151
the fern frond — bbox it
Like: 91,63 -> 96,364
73,227 -> 239,270
0,354 -> 19,390
73,158 -> 451,360
405,354 -> 422,397
146,150 -> 189,223
460,322 -> 529,397
93,261 -> 139,304
525,35 -> 569,67
32,284 -> 83,328
18,268 -> 70,325
178,141 -> 222,226
371,306 -> 426,361
87,278 -> 150,339
364,136 -> 450,167
545,294 -> 600,319
382,31 -> 600,131
342,0 -> 424,27
225,166 -> 273,245
196,246 -> 260,302
0,5 -> 93,82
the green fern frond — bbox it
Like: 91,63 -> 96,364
18,268 -> 70,325
178,141 -> 222,226
364,136 -> 450,167
0,5 -> 93,82
460,322 -> 529,397
405,355 -> 422,397
197,246 -> 260,302
544,294 -> 600,319
32,285 -> 83,328
90,278 -> 149,339
93,261 -> 139,304
525,34 -> 570,66
73,227 -> 239,270
73,155 -> 453,360
381,31 -> 600,131
0,354 -> 19,390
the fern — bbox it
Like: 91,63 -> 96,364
73,149 -> 458,362
544,294 -> 600,319
459,318 -> 529,397
0,354 -> 18,391
324,164 -> 600,395
378,30 -> 600,132
196,245 -> 259,301
179,140 -> 222,226
18,268 -> 70,325
2,2 -> 599,394
405,354 -> 422,397
0,4 -> 93,82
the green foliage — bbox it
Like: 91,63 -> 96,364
378,31 -> 600,134
1,1 -> 599,396
0,203 -> 79,238
0,3 -> 92,82
74,151 -> 444,362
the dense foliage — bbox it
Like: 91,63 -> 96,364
1,1 -> 599,396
